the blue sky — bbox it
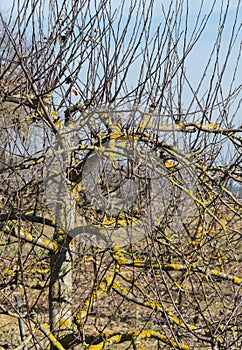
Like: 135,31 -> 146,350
0,1 -> 241,172
1,0 -> 241,126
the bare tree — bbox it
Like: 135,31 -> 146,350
0,0 -> 241,349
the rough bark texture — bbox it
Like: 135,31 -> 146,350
49,233 -> 73,348
48,138 -> 76,348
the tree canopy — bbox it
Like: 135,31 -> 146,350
0,1 -> 241,349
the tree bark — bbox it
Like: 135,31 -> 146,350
48,137 -> 76,349
49,232 -> 73,349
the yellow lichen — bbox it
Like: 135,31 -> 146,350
165,161 -> 175,170
110,133 -> 121,139
56,318 -> 71,329
233,276 -> 242,285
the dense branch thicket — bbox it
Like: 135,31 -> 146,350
0,1 -> 241,349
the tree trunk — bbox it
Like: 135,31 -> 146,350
49,231 -> 73,349
48,145 -> 76,349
